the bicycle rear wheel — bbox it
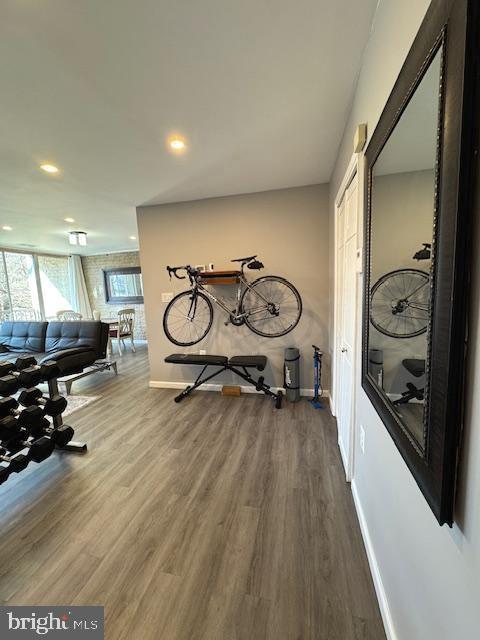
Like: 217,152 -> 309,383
163,290 -> 213,346
370,268 -> 430,338
241,276 -> 302,338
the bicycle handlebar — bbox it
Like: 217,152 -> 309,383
166,265 -> 198,280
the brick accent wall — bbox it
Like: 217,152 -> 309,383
81,252 -> 147,339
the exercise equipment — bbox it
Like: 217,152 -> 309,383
393,359 -> 425,406
0,415 -> 22,440
310,345 -> 324,409
0,359 -> 59,393
0,397 -> 44,426
0,350 -> 88,488
368,348 -> 384,388
3,429 -> 55,462
284,347 -> 300,402
0,367 -> 43,396
28,416 -> 75,447
0,447 -> 29,472
165,354 -> 283,408
18,388 -> 67,417
0,450 -> 30,484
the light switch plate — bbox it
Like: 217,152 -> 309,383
161,292 -> 174,303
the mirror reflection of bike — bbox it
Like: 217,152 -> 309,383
163,255 -> 302,346
370,243 -> 431,339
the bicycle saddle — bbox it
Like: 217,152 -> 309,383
231,255 -> 257,264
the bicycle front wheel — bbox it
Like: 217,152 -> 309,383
163,290 -> 214,346
241,276 -> 302,338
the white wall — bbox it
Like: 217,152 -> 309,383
330,1 -> 480,639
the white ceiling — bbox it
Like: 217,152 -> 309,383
0,0 -> 378,255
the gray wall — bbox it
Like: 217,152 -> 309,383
81,251 -> 147,339
370,169 -> 434,393
137,184 -> 329,390
330,1 -> 480,639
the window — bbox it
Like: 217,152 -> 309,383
4,252 -> 41,319
0,251 -> 72,321
37,255 -> 72,319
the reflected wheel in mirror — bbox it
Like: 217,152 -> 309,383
370,268 -> 430,338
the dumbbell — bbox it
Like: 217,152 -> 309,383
3,356 -> 60,382
29,417 -> 74,447
0,415 -> 22,441
0,450 -> 30,485
0,447 -> 29,473
0,397 -> 44,427
18,388 -> 67,418
0,361 -> 60,397
3,429 -> 55,463
0,369 -> 42,397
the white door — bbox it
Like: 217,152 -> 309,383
336,174 -> 358,478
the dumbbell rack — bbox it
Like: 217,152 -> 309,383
46,376 -> 87,454
0,355 -> 87,487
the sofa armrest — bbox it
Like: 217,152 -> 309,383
40,347 -> 98,377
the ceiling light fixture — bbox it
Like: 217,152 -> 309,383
40,163 -> 59,174
64,217 -> 75,223
167,135 -> 187,153
68,231 -> 87,246
2,226 -> 12,231
129,235 -> 137,240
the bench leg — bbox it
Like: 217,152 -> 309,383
174,365 -> 227,402
228,366 -> 283,408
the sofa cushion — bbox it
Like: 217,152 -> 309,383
45,321 -> 107,357
0,321 -> 48,353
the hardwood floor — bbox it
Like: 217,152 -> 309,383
0,345 -> 385,639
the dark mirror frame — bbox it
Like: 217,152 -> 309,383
362,0 -> 479,525
103,266 -> 144,304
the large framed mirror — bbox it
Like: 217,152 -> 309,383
362,0 -> 479,525
103,267 -> 144,304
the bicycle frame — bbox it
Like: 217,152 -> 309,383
189,273 -> 274,322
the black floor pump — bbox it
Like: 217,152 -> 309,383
310,345 -> 323,409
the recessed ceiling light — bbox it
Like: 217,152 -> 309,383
167,135 -> 187,152
2,226 -> 12,231
64,217 -> 75,223
129,235 -> 137,240
40,163 -> 59,174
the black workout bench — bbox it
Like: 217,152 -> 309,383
165,354 -> 283,408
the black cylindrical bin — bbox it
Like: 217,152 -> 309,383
284,347 -> 300,402
369,348 -> 384,389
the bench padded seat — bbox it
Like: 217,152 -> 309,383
165,354 -> 228,366
228,355 -> 267,371
402,358 -> 425,377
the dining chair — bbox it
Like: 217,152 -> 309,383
109,308 -> 136,356
56,310 -> 83,321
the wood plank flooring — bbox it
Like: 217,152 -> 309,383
0,345 -> 386,639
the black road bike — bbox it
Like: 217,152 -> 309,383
163,255 -> 302,346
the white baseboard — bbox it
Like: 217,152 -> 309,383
351,479 -> 397,640
149,380 -> 329,399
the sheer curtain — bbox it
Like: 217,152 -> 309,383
68,255 -> 92,319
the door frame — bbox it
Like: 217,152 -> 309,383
332,152 -> 364,481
